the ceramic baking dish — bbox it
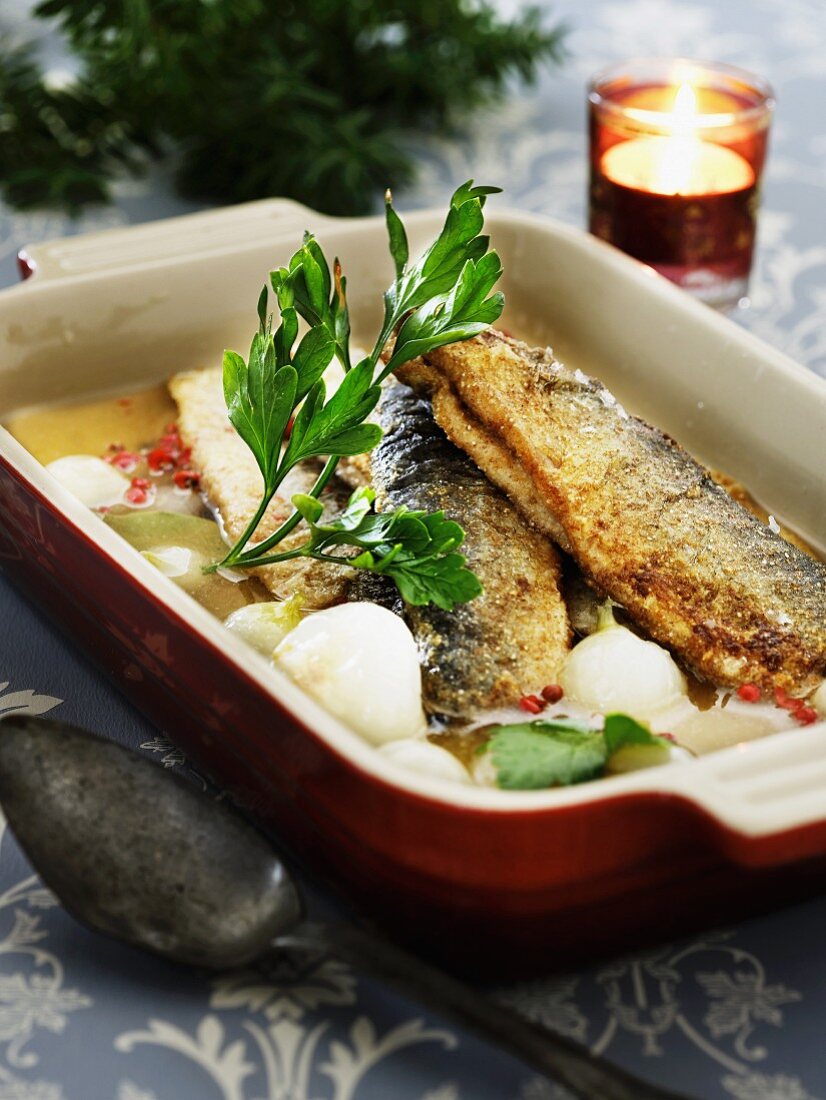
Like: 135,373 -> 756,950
1,200 -> 825,972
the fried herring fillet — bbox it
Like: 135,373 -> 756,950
371,383 -> 570,717
398,331 -> 826,693
169,366 -> 352,609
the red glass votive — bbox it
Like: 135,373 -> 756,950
589,59 -> 774,309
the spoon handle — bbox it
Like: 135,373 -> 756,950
274,922 -> 693,1100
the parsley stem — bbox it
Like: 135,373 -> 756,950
231,546 -> 355,570
309,552 -> 356,566
337,342 -> 352,372
229,545 -> 308,568
230,454 -> 341,566
217,488 -> 277,567
369,315 -> 399,378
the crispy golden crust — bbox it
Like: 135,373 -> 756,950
398,331 -> 826,693
169,366 -> 352,609
711,472 -> 815,556
334,452 -> 372,490
371,383 -> 570,717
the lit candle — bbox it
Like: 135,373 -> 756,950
601,83 -> 755,197
588,61 -> 774,309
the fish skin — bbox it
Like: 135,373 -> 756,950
398,331 -> 826,693
170,366 -> 353,609
370,382 -> 570,718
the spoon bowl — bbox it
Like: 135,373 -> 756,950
0,715 -> 302,968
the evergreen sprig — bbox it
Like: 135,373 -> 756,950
0,0 -> 565,216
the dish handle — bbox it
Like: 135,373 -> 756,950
659,720 -> 826,867
16,198 -> 336,284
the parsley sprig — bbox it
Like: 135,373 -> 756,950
487,714 -> 673,790
213,182 -> 503,609
289,487 -> 482,611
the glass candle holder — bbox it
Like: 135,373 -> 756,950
588,58 -> 774,309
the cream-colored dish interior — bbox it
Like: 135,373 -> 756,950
1,201 -> 825,838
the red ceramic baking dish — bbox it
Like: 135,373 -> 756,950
1,200 -> 825,973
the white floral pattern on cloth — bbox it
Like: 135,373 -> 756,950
116,1012 -> 457,1100
495,978 -> 588,1044
100,931 -> 824,1099
498,933 -> 818,1098
116,1084 -> 158,1100
698,970 -> 801,1053
139,737 -> 187,771
138,735 -> 209,791
0,687 -> 61,723
211,951 -> 357,1024
115,953 -> 458,1100
721,1073 -> 820,1100
0,1079 -> 65,1100
0,873 -> 87,1097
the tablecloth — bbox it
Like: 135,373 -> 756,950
1,1 -> 825,1098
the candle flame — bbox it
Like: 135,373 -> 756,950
658,80 -> 700,193
673,81 -> 697,119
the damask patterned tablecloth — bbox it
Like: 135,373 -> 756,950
1,2 -> 826,1098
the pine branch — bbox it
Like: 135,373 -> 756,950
0,0 -> 565,216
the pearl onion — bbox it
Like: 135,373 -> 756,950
274,602 -> 426,744
224,597 -> 302,657
379,739 -> 470,784
560,616 -> 687,719
47,455 -> 129,509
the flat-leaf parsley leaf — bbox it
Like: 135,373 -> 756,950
487,713 -> 671,790
490,722 -> 606,790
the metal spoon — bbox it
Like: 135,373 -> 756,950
0,715 -> 692,1100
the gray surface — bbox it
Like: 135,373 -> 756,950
1,1 -> 825,1098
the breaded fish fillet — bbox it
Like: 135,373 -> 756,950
398,331 -> 826,693
169,366 -> 352,609
371,383 -> 570,717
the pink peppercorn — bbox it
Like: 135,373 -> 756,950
174,469 -> 200,491
147,446 -> 176,473
106,450 -> 140,472
541,684 -> 564,704
125,486 -> 148,505
796,707 -> 819,726
737,683 -> 761,703
774,687 -> 798,711
519,695 -> 543,715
